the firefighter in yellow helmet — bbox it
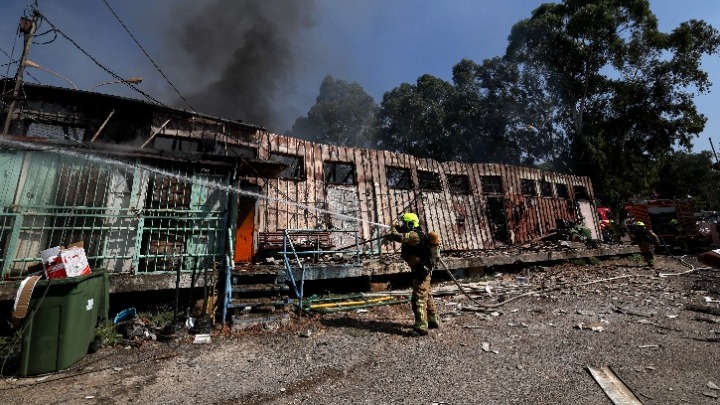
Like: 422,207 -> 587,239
632,221 -> 660,266
670,219 -> 689,253
384,212 -> 439,336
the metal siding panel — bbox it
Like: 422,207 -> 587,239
354,148 -> 373,248
0,151 -> 23,207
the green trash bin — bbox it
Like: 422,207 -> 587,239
17,270 -> 109,376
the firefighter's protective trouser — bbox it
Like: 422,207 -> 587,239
411,264 -> 438,331
639,243 -> 655,265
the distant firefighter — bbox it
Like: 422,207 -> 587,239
632,222 -> 660,266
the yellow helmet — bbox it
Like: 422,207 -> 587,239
635,221 -> 645,227
401,212 -> 420,228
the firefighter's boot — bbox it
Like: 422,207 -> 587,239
428,315 -> 440,329
412,298 -> 428,335
427,295 -> 439,329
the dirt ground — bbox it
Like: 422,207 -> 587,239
2,254 -> 720,405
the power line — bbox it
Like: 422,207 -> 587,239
34,8 -> 167,107
100,0 -> 196,111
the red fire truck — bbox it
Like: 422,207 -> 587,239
623,198 -> 709,250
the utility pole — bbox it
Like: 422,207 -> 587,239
2,12 -> 38,135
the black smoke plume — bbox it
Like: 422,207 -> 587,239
169,0 -> 316,129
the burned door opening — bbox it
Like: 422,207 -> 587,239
486,197 -> 509,244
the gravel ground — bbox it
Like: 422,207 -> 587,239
3,254 -> 720,405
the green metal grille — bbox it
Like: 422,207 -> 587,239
0,151 -> 230,279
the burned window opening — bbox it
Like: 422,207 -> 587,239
386,166 -> 413,189
154,135 -> 200,153
27,121 -> 86,142
521,179 -> 536,196
269,152 -> 305,181
481,176 -> 503,194
229,145 -> 258,160
447,174 -> 471,195
574,185 -> 590,200
324,161 -> 356,185
540,180 -> 553,197
556,183 -> 569,199
418,170 -> 442,191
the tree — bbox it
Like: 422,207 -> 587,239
289,76 -> 378,148
503,0 -> 720,207
451,57 -> 561,165
376,74 -> 463,161
654,151 -> 720,210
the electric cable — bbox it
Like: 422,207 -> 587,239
100,0 -> 196,111
31,28 -> 57,45
33,8 -> 167,107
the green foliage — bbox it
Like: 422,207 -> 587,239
0,331 -> 22,361
138,307 -> 175,328
290,1 -> 720,209
628,253 -> 644,262
376,74 -> 462,161
503,0 -> 720,207
95,321 -> 123,347
653,151 -> 720,210
289,76 -> 379,148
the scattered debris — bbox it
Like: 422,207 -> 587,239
636,319 -> 682,332
694,316 -> 720,324
686,303 -> 720,317
612,306 -> 653,318
587,365 -> 644,405
703,391 -> 719,399
638,344 -> 659,348
707,381 -> 719,390
114,308 -> 137,324
193,334 -> 211,344
481,342 -> 490,352
575,323 -> 604,332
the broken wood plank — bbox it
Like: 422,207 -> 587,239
612,306 -> 653,318
693,316 -> 720,324
140,118 -> 171,149
685,303 -> 720,316
587,365 -> 644,405
90,109 -> 115,142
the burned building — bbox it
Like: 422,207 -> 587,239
0,82 -> 634,316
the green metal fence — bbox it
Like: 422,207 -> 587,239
0,150 -> 230,279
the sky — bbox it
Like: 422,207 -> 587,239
1,0 -> 720,155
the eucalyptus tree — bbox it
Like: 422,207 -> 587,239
289,76 -> 379,148
376,74 -> 462,161
504,0 -> 720,207
654,151 -> 720,210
